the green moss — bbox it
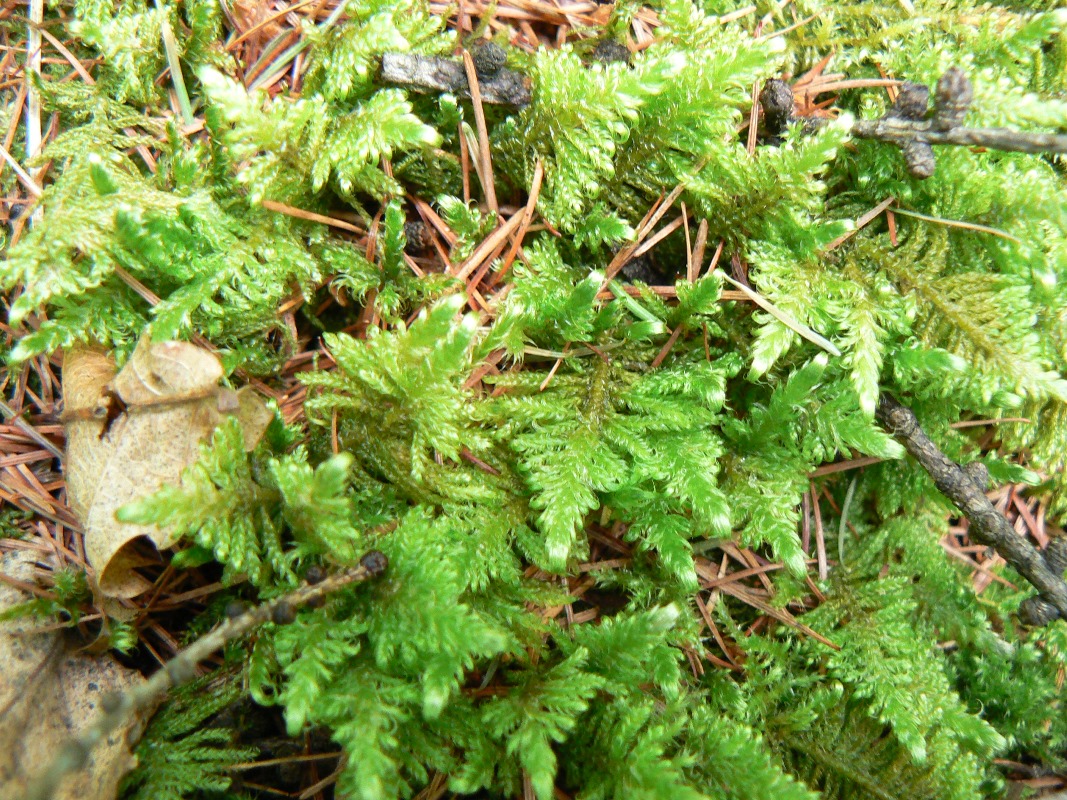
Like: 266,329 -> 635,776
3,0 -> 1067,798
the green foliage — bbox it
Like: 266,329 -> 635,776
121,672 -> 258,800
0,566 -> 90,625
201,0 -> 453,209
303,295 -> 485,481
6,0 -> 1067,798
118,416 -> 367,588
803,578 -> 1005,763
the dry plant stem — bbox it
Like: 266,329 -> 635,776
25,550 -> 389,800
26,0 -> 43,169
876,395 -> 1067,623
851,117 -> 1067,155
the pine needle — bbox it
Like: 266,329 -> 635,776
720,272 -> 842,356
889,206 -> 1022,243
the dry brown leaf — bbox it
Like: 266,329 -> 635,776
63,337 -> 272,598
0,550 -> 154,800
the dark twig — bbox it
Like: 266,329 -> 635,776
876,395 -> 1067,626
26,550 -> 389,800
379,53 -> 531,107
760,69 -> 1067,621
851,118 -> 1067,156
760,67 -> 1067,177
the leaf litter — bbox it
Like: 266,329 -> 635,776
62,336 -> 271,599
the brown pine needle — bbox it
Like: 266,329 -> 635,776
462,50 -> 498,211
454,209 -> 525,280
810,456 -> 884,476
718,581 -> 839,650
227,0 -> 321,50
631,213 -> 687,259
0,142 -> 42,197
811,484 -> 828,581
261,200 -> 365,234
489,159 -> 543,287
720,272 -> 841,356
825,196 -> 895,252
650,325 -> 682,369
889,206 -> 1021,243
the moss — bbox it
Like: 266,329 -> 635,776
3,0 -> 1067,798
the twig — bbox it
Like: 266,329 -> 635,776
761,67 -> 1067,180
876,394 -> 1067,625
25,550 -> 390,800
379,53 -> 531,106
851,117 -> 1067,156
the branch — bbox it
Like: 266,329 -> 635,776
876,394 -> 1067,626
851,117 -> 1067,156
760,68 -> 1067,177
760,70 -> 1067,622
380,51 -> 531,107
25,550 -> 390,800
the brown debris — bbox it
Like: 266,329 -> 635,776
0,550 -> 155,800
62,337 -> 271,598
877,394 -> 1067,625
379,53 -> 532,107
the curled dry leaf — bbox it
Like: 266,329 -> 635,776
0,550 -> 154,800
63,337 -> 272,598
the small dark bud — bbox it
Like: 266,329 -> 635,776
272,602 -> 297,625
901,140 -> 936,179
963,461 -> 990,490
404,220 -> 432,254
933,67 -> 973,131
890,82 -> 930,121
306,594 -> 326,610
1019,595 -> 1059,627
305,565 -> 327,585
224,600 -> 250,619
360,550 -> 389,576
9,202 -> 25,221
1044,537 -> 1067,575
592,40 -> 630,66
471,41 -> 507,80
759,79 -> 795,137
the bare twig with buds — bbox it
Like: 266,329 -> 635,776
26,550 -> 390,800
876,395 -> 1067,626
761,67 -> 1067,177
760,71 -> 1067,625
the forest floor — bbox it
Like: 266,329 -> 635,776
0,1 -> 1064,798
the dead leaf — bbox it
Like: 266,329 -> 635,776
0,550 -> 154,800
63,337 -> 271,598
